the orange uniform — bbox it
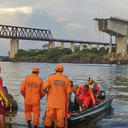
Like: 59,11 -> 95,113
43,72 -> 71,127
76,85 -> 96,107
20,73 -> 45,126
53,98 -> 68,119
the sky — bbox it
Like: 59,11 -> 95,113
0,0 -> 128,55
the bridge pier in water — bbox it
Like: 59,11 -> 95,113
88,44 -> 92,50
80,43 -> 83,51
97,44 -> 100,51
49,41 -> 54,49
116,37 -> 127,55
61,42 -> 64,49
10,39 -> 19,59
104,45 -> 108,50
71,43 -> 74,52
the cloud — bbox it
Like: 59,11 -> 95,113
1,0 -> 128,55
0,6 -> 32,14
66,23 -> 85,30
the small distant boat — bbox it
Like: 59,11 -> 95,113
68,95 -> 114,126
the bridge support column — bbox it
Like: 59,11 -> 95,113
52,42 -> 55,48
49,41 -> 54,49
88,44 -> 92,50
116,37 -> 127,55
97,44 -> 100,51
10,39 -> 19,58
80,43 -> 83,51
71,43 -> 74,52
49,41 -> 52,49
61,42 -> 64,49
104,45 -> 108,50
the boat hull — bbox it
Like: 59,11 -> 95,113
68,96 -> 114,126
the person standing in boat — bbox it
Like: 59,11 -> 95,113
43,64 -> 71,128
76,84 -> 96,111
20,67 -> 45,128
0,66 -> 9,128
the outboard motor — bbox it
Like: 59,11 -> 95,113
98,90 -> 106,100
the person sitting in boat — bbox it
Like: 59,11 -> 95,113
76,84 -> 97,111
68,81 -> 80,113
70,81 -> 83,111
70,81 -> 79,95
87,77 -> 100,104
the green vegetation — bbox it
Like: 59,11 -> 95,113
0,56 -> 6,60
12,46 -> 113,62
14,48 -> 72,61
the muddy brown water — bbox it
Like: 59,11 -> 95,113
0,62 -> 128,128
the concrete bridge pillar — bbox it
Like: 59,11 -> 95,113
88,44 -> 92,50
97,44 -> 100,51
10,39 -> 19,58
49,41 -> 54,49
61,42 -> 64,49
71,43 -> 74,52
80,43 -> 83,51
104,45 -> 108,50
116,37 -> 127,55
49,41 -> 52,49
52,42 -> 55,48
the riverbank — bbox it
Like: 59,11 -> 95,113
2,48 -> 128,64
9,54 -> 110,64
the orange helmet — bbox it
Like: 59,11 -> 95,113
87,77 -> 93,84
32,67 -> 39,73
55,64 -> 63,72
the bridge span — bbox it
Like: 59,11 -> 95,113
0,24 -> 114,58
95,16 -> 128,61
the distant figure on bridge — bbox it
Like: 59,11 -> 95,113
20,67 -> 45,128
0,66 -> 9,128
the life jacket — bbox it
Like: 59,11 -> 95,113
90,82 -> 97,96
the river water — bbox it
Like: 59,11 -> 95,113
0,62 -> 128,128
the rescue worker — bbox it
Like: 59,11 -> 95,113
76,84 -> 96,111
53,97 -> 68,128
0,66 -> 9,128
87,77 -> 100,97
20,67 -> 45,128
43,64 -> 71,128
